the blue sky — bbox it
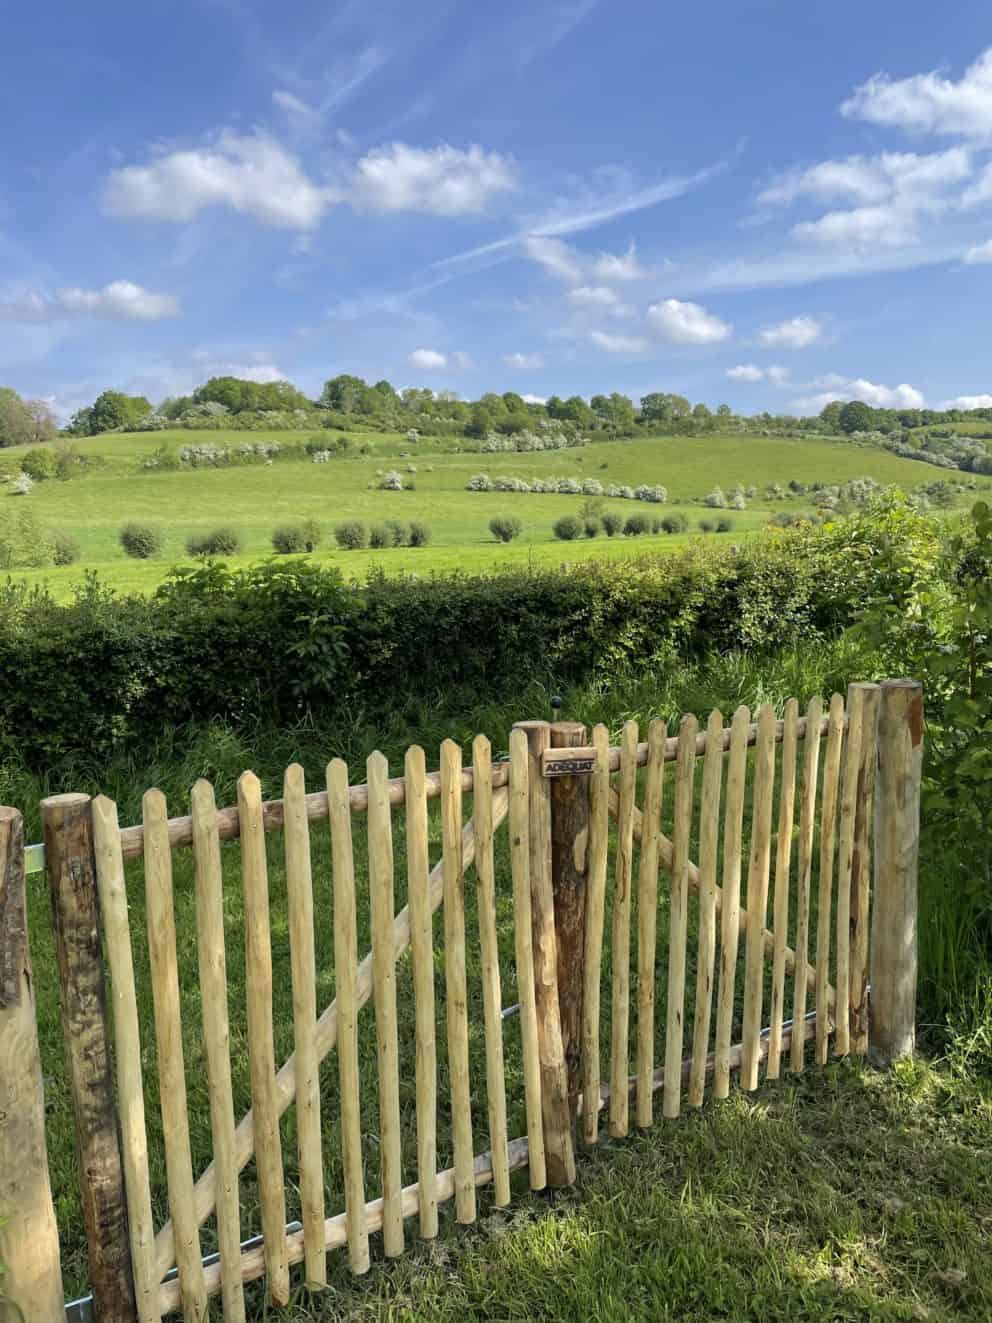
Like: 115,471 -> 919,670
3,0 -> 992,417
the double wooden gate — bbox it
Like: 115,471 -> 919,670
0,680 -> 923,1320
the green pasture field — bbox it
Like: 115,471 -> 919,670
1,428 -> 979,599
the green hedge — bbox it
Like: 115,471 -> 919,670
0,506 -> 942,767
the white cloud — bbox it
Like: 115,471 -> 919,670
793,204 -> 919,247
726,364 -> 763,382
451,350 -> 474,369
942,393 -> 992,409
758,315 -> 823,348
503,351 -> 545,370
350,143 -> 516,215
796,376 -> 926,411
589,330 -> 650,354
759,149 -> 971,208
841,48 -> 992,140
760,148 -> 971,250
726,363 -> 790,383
522,392 -> 546,404
964,238 -> 992,263
647,298 -> 731,345
104,132 -> 336,229
523,236 -> 584,283
408,348 -> 448,370
568,284 -> 620,308
592,242 -> 648,281
105,133 -> 515,230
0,280 -> 180,323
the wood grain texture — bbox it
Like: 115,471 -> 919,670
713,706 -> 750,1100
635,720 -> 666,1126
766,698 -> 799,1080
609,721 -> 638,1138
688,709 -> 724,1107
663,715 -> 698,1120
815,694 -> 846,1065
740,705 -> 777,1091
581,724 -> 611,1145
789,696 -> 823,1074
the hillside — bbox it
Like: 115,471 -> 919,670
0,428 -> 981,599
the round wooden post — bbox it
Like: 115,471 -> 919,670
43,793 -> 136,1322
513,721 -> 576,1187
869,681 -> 923,1067
0,806 -> 65,1322
549,720 -> 590,1111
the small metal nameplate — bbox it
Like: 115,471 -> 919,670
543,756 -> 596,778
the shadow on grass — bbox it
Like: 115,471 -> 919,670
251,1059 -> 991,1322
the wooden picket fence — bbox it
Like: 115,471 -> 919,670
0,680 -> 923,1322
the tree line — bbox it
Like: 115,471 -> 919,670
2,372 -> 992,447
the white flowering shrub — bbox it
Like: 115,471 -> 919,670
11,472 -> 33,495
407,464 -> 417,473
381,470 -> 404,490
634,484 -> 668,503
311,450 -> 331,463
466,473 -> 494,491
406,429 -> 420,444
581,478 -> 604,496
705,487 -> 726,508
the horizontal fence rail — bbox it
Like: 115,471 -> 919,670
0,681 -> 924,1323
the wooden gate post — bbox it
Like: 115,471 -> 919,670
0,806 -> 65,1322
548,721 -> 590,1111
869,681 -> 923,1067
513,721 -> 576,1187
43,793 -> 136,1322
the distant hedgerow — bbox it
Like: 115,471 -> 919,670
120,522 -> 163,559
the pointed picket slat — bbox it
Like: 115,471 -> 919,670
635,720 -> 666,1128
688,709 -> 724,1107
581,723 -> 611,1144
767,699 -> 799,1079
144,788 -> 209,1321
713,705 -> 750,1099
283,764 -> 326,1287
473,735 -> 511,1206
508,729 -> 546,1185
92,796 -> 159,1323
189,781 -> 245,1323
663,714 -> 698,1120
327,759 -> 370,1275
238,772 -> 289,1306
834,687 -> 865,1058
790,696 -> 823,1073
441,740 -> 476,1223
815,694 -> 846,1066
405,744 -> 438,1238
367,752 -> 404,1257
740,705 -> 777,1091
609,720 -> 638,1138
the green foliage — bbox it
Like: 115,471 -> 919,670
583,516 -> 601,538
70,389 -> 153,436
408,520 -> 432,547
186,527 -> 242,556
194,376 -> 310,414
334,520 -> 368,550
661,512 -> 689,534
19,446 -> 56,480
553,514 -> 583,541
0,388 -> 57,447
369,523 -> 396,549
0,506 -> 52,568
839,400 -> 874,434
50,528 -> 80,565
119,522 -> 163,559
623,513 -> 650,536
601,512 -> 623,537
716,515 -> 734,533
489,515 -> 522,543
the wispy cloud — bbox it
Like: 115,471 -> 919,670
434,162 -> 723,273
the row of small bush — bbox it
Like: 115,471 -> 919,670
119,519 -> 434,559
467,473 -> 668,502
552,512 -> 716,539
333,520 -> 431,550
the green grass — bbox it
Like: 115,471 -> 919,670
4,429 -> 980,598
